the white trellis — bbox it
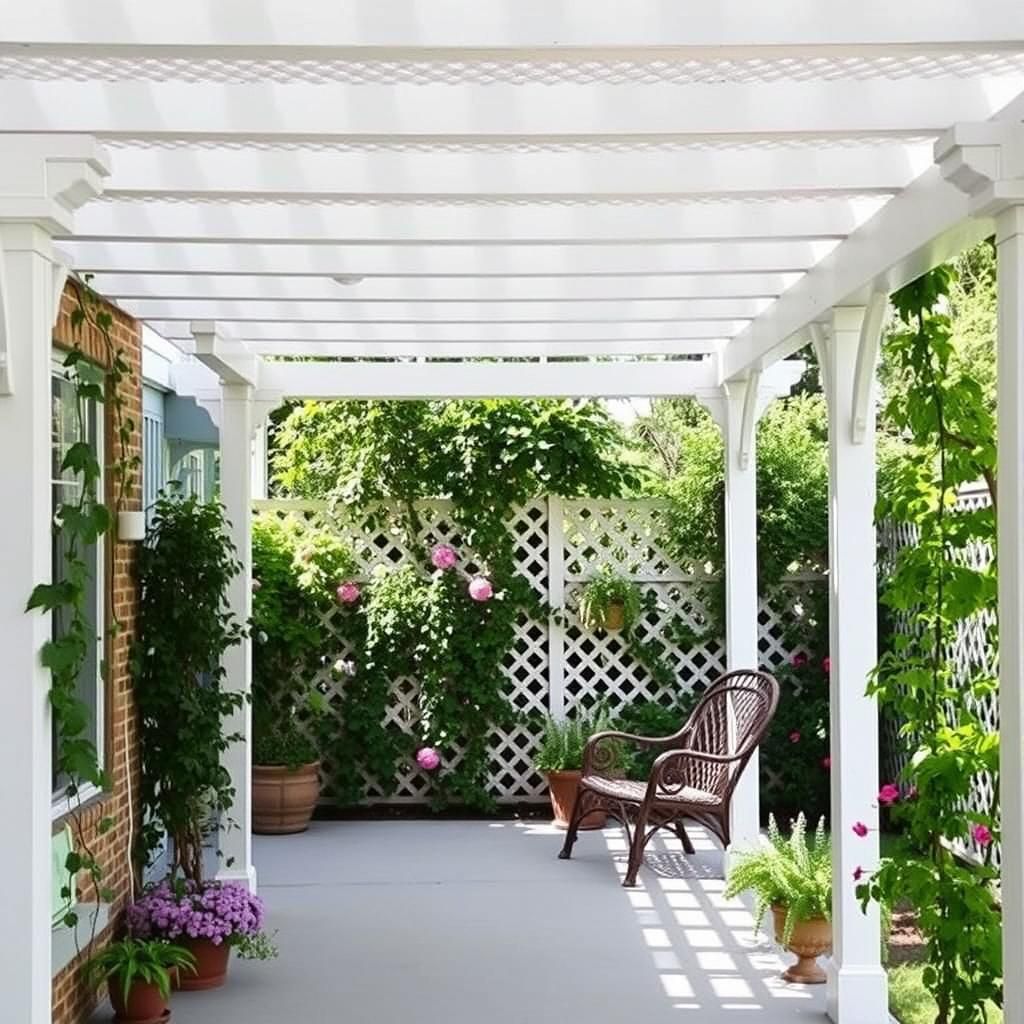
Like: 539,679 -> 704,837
254,495 -> 819,805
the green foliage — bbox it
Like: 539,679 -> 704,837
861,263 -> 1001,1024
84,939 -> 196,1003
533,705 -> 617,773
134,494 -> 247,882
252,717 -> 318,769
889,964 -> 1004,1024
614,696 -> 697,779
724,813 -> 831,945
576,565 -> 643,632
269,398 -> 637,809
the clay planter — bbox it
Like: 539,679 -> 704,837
253,761 -> 321,835
177,938 -> 231,992
603,601 -> 626,631
545,770 -> 607,830
771,906 -> 832,984
108,978 -> 170,1024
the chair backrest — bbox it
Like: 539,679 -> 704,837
676,670 -> 780,798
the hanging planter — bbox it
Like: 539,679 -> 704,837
576,566 -> 641,633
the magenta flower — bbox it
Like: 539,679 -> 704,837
821,756 -> 831,770
791,652 -> 808,668
336,581 -> 361,605
416,746 -> 441,771
853,866 -> 864,882
971,823 -> 993,847
852,821 -> 869,837
788,730 -> 801,744
822,656 -> 831,674
468,577 -> 494,602
878,783 -> 900,806
431,544 -> 458,570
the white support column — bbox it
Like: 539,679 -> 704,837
217,382 -> 256,891
821,306 -> 886,1024
935,124 -> 1024,1024
994,203 -> 1024,1023
547,494 -> 567,721
0,137 -> 106,1024
252,421 -> 268,500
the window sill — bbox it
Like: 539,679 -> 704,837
51,785 -> 110,830
52,902 -> 110,977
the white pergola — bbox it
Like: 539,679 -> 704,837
2,6 -> 1024,1023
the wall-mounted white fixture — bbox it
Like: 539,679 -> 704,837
117,510 -> 146,543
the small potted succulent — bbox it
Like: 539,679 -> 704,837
84,938 -> 196,1023
576,566 -> 642,632
724,813 -> 832,984
534,704 -> 619,829
127,880 -> 270,991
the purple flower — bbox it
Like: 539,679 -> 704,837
431,544 -> 458,570
128,880 -> 265,946
791,652 -> 808,668
853,866 -> 864,882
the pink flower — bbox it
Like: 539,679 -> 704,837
821,756 -> 831,770
416,746 -> 441,771
468,577 -> 494,602
878,783 -> 900,806
852,821 -> 869,838
971,823 -> 993,848
789,730 -> 801,744
431,544 -> 458,570
822,656 -> 831,674
336,581 -> 361,605
251,579 -> 262,592
853,866 -> 864,882
791,652 -> 808,668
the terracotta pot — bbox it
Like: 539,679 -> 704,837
603,601 -> 626,631
253,761 -> 321,835
177,938 -> 231,992
108,977 -> 170,1023
546,770 -> 607,830
771,906 -> 832,984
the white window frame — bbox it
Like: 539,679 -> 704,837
50,356 -> 106,818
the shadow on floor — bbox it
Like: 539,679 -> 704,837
90,820 -> 827,1023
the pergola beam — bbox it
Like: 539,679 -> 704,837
3,79 -> 1022,140
3,1 -> 1020,48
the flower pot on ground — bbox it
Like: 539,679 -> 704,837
576,566 -> 642,633
534,705 -> 620,829
84,938 -> 195,1024
253,718 -> 322,834
723,813 -> 832,986
128,879 -> 270,991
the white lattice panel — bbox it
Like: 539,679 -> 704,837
255,496 -> 813,805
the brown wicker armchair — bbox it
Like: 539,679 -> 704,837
558,669 -> 780,886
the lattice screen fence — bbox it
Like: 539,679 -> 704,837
255,496 -> 816,805
880,484 -> 999,866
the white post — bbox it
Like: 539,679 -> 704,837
996,203 -> 1024,1024
252,421 -> 268,500
720,382 -> 762,854
547,494 -> 566,720
821,307 -> 886,1024
217,382 -> 256,891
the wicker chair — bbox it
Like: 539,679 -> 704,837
558,669 -> 780,887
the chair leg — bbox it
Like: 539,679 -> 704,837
558,788 -> 591,861
623,808 -> 652,887
674,820 -> 696,855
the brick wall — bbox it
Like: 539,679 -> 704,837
51,283 -> 143,1024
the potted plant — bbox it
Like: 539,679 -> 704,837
84,938 -> 196,1023
253,715 -> 322,834
576,566 -> 642,632
534,704 -> 618,829
724,813 -> 832,984
127,879 -> 270,991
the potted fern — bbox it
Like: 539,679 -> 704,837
723,813 -> 832,984
577,566 -> 642,632
84,938 -> 196,1022
534,705 -> 618,829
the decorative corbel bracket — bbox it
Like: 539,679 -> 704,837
851,291 -> 887,445
935,122 -> 1024,217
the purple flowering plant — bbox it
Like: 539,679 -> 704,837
128,879 -> 267,950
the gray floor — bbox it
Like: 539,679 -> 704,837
92,820 -> 827,1023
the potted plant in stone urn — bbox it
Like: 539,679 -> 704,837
577,566 -> 642,633
534,704 -> 619,829
724,812 -> 832,984
84,937 -> 196,1023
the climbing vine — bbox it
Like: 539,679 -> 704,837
26,279 -> 138,947
858,266 -> 1001,1023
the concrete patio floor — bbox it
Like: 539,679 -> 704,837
91,819 -> 827,1023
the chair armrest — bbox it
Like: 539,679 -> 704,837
644,747 -> 745,801
582,728 -> 689,777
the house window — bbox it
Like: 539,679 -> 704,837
51,364 -> 104,807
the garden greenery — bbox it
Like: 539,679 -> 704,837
135,494 -> 246,882
84,938 -> 196,1004
858,264 -> 1001,1024
576,565 -> 642,632
533,705 -> 618,774
267,398 -> 638,809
